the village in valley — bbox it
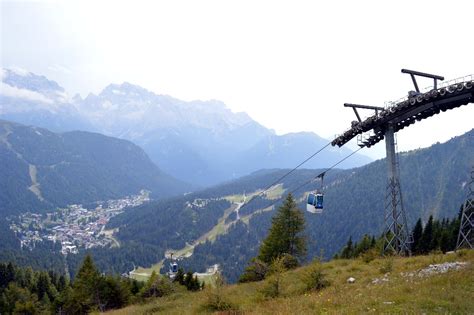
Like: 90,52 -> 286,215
9,190 -> 150,255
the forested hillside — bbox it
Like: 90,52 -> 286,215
104,129 -> 473,282
1,125 -> 471,282
0,119 -> 191,275
0,119 -> 189,216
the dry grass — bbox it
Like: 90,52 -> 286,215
108,250 -> 474,314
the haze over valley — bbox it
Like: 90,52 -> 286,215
1,1 -> 473,313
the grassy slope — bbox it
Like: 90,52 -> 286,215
108,250 -> 474,314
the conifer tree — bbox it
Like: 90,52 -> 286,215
257,193 -> 306,265
419,215 -> 434,254
411,218 -> 423,254
174,268 -> 185,285
36,271 -> 54,301
184,271 -> 194,289
71,254 -> 102,313
340,236 -> 353,259
370,236 -> 377,248
354,234 -> 372,256
141,271 -> 159,298
439,230 -> 451,253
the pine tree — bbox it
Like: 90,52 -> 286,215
340,236 -> 353,259
411,218 -> 423,254
72,254 -> 102,313
141,271 -> 159,298
439,230 -> 451,253
6,263 -> 15,284
36,271 -> 53,301
420,215 -> 434,254
257,193 -> 306,265
174,268 -> 185,285
431,219 -> 442,251
57,275 -> 67,292
0,293 -> 7,314
370,236 -> 376,248
354,234 -> 372,256
184,271 -> 194,290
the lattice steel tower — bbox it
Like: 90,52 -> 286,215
456,167 -> 474,249
383,126 -> 410,254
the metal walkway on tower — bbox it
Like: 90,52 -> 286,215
332,72 -> 474,148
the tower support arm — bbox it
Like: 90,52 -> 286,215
401,69 -> 445,81
344,103 -> 384,110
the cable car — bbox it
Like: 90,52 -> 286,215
306,172 -> 325,214
168,253 -> 179,279
306,192 -> 323,214
170,262 -> 178,273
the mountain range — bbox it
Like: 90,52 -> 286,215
1,67 -> 472,284
0,68 -> 371,186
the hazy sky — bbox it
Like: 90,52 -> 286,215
1,0 -> 473,159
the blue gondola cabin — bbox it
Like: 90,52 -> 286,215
171,262 -> 178,273
306,192 -> 323,214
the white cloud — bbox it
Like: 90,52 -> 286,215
0,82 -> 53,104
2,0 -> 473,159
9,66 -> 30,77
48,64 -> 73,75
54,90 -> 70,103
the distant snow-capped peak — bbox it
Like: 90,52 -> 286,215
0,68 -> 71,109
78,81 -> 256,134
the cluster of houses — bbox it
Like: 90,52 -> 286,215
9,190 -> 150,255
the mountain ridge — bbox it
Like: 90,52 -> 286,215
1,68 -> 372,186
0,119 -> 190,215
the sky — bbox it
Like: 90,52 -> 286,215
1,0 -> 473,159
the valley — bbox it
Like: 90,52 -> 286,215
0,119 -> 471,284
2,4 -> 473,314
103,129 -> 472,283
129,185 -> 287,281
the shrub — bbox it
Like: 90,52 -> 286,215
429,251 -> 445,265
201,273 -> 235,312
361,248 -> 378,263
280,253 -> 299,270
141,272 -> 175,298
301,262 -> 329,292
379,258 -> 393,274
239,259 -> 269,283
259,257 -> 285,299
456,249 -> 468,258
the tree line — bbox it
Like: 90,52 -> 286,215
335,212 -> 463,259
0,254 -> 204,314
238,193 -> 467,284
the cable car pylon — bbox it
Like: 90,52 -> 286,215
332,69 -> 474,255
383,128 -> 410,255
456,166 -> 474,250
